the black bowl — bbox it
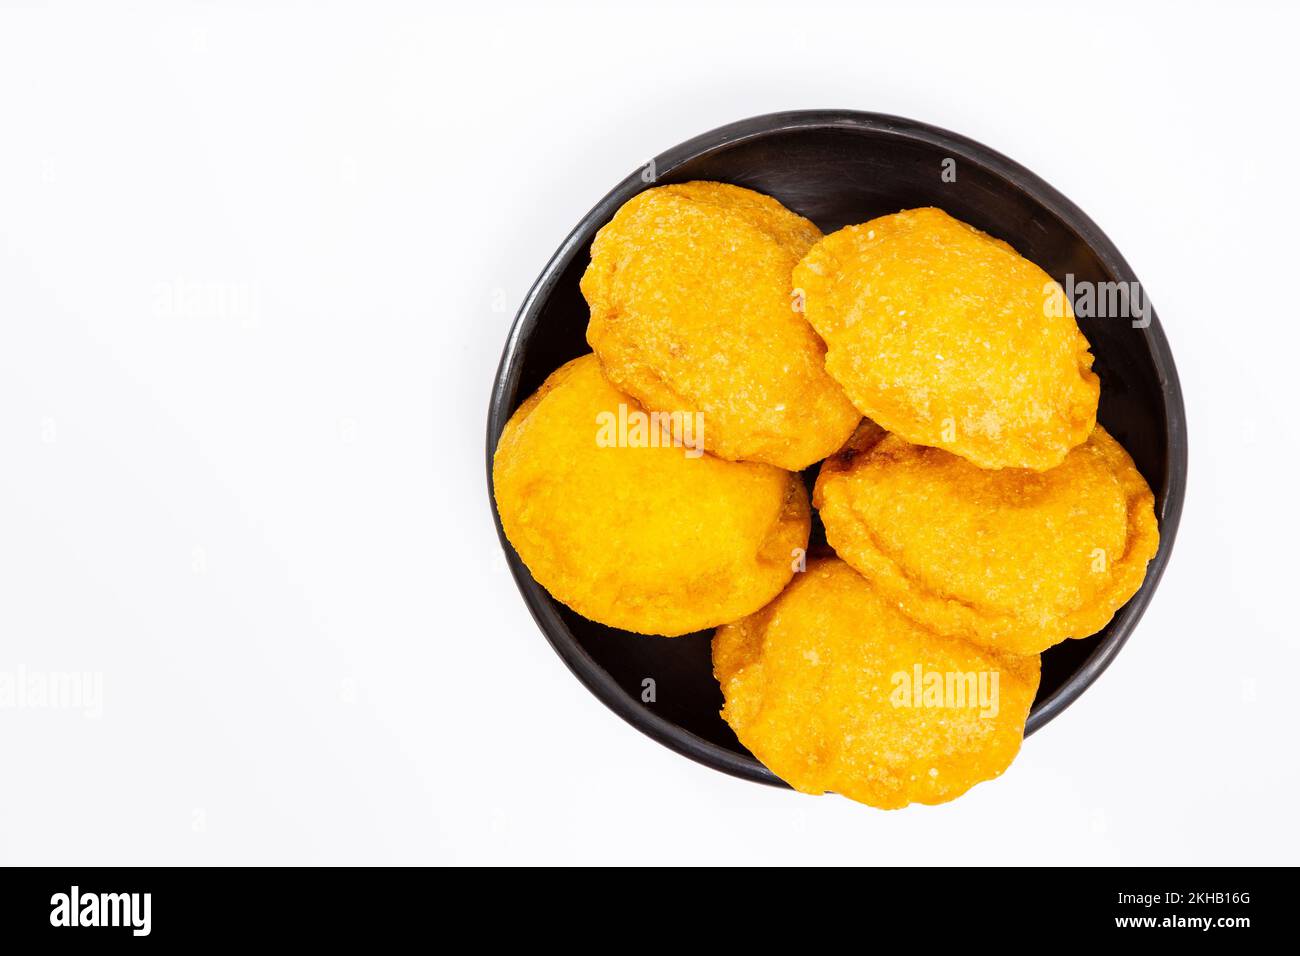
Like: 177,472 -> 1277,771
486,110 -> 1187,787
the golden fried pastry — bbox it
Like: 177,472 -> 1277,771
581,182 -> 861,471
714,557 -> 1040,809
492,354 -> 810,636
814,421 -> 1160,655
794,207 -> 1099,470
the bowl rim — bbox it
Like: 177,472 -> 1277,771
485,109 -> 1188,787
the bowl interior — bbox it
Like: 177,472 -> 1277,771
490,114 -> 1182,784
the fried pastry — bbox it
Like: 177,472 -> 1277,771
813,421 -> 1160,655
582,182 -> 861,471
714,557 -> 1040,809
794,207 -> 1099,470
492,354 -> 810,636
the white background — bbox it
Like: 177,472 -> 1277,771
0,0 -> 1294,866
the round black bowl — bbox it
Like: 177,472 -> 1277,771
486,110 -> 1187,787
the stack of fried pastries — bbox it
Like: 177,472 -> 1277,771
493,182 -> 1159,808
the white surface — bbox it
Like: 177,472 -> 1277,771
0,0 -> 1294,866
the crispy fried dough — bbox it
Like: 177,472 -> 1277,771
794,207 -> 1099,470
582,182 -> 861,471
492,354 -> 810,636
714,557 -> 1040,809
814,421 -> 1160,655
